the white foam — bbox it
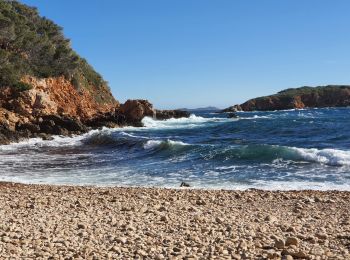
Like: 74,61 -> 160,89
0,114 -> 225,151
0,127 -> 121,152
141,114 -> 228,129
238,115 -> 271,120
119,131 -> 148,139
0,135 -> 82,152
143,140 -> 162,149
195,180 -> 350,191
143,139 -> 189,149
291,147 -> 350,166
267,108 -> 307,112
252,115 -> 270,119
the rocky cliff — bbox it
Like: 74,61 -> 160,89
1,76 -> 118,119
0,1 -> 189,144
223,85 -> 350,112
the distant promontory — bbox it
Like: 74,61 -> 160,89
223,85 -> 350,112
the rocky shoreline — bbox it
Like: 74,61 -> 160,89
0,97 -> 189,145
0,182 -> 349,259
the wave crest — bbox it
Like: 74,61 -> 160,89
141,114 -> 228,129
143,139 -> 189,150
205,144 -> 350,167
292,147 -> 350,166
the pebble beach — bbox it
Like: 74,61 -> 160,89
0,182 -> 349,259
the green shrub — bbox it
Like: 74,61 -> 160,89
0,0 -> 107,91
13,81 -> 32,91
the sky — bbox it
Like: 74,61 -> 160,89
21,0 -> 350,109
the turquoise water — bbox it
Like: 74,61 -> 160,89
0,107 -> 350,190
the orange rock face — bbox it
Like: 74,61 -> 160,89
19,76 -> 119,120
0,76 -> 119,142
0,108 -> 27,131
0,77 -> 190,144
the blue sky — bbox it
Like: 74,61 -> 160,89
21,1 -> 350,109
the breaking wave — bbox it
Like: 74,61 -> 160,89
1,107 -> 350,190
143,139 -> 189,149
2,131 -> 349,167
291,147 -> 350,166
141,114 -> 228,129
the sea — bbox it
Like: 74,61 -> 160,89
0,107 -> 349,190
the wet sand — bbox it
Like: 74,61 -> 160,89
0,182 -> 349,259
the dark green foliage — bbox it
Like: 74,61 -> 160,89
13,81 -> 32,91
277,85 -> 350,98
0,0 -> 105,90
256,85 -> 350,101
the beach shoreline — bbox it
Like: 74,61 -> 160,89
0,182 -> 349,259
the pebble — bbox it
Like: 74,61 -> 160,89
0,183 -> 348,259
116,237 -> 127,244
215,217 -> 224,224
265,215 -> 277,222
274,238 -> 285,249
2,236 -> 10,243
77,223 -> 86,229
160,215 -> 168,222
315,232 -> 328,240
285,237 -> 299,247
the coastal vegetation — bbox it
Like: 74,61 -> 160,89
0,0 -> 104,91
262,85 -> 350,100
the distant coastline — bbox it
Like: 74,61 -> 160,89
177,106 -> 220,112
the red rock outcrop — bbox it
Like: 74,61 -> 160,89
1,76 -> 119,121
116,99 -> 190,126
119,99 -> 156,124
23,76 -> 119,119
0,75 -> 119,144
236,86 -> 350,111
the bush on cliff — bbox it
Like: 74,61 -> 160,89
0,0 -> 106,93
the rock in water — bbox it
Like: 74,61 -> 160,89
155,110 -> 190,120
180,182 -> 191,187
116,100 -> 190,127
227,112 -> 239,118
118,99 -> 156,126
